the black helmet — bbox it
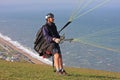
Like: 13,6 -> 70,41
45,13 -> 54,19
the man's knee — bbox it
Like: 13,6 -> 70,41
54,53 -> 61,58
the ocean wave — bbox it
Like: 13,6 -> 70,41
0,33 -> 52,65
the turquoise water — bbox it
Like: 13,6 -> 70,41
0,1 -> 120,72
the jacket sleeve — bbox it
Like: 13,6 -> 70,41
52,23 -> 60,38
42,26 -> 53,43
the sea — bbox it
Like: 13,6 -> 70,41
0,1 -> 120,72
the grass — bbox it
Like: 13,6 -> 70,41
0,60 -> 120,80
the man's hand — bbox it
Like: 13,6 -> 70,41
53,38 -> 61,43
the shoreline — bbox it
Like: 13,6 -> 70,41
0,37 -> 46,65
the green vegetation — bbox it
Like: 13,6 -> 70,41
0,60 -> 120,80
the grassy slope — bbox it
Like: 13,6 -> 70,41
0,60 -> 120,80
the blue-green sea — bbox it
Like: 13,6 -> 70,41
0,0 -> 120,72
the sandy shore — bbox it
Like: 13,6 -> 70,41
0,37 -> 45,64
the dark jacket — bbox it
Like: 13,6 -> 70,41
42,22 -> 60,44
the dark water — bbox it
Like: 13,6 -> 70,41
0,1 -> 120,72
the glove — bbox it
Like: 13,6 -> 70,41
53,38 -> 60,43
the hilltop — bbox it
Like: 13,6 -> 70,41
0,59 -> 120,80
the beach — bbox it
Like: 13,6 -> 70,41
0,36 -> 45,64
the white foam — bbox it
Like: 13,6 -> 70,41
0,33 -> 52,65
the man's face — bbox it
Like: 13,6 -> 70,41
48,17 -> 54,23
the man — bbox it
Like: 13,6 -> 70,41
42,13 -> 67,75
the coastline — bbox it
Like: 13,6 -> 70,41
0,36 -> 46,65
